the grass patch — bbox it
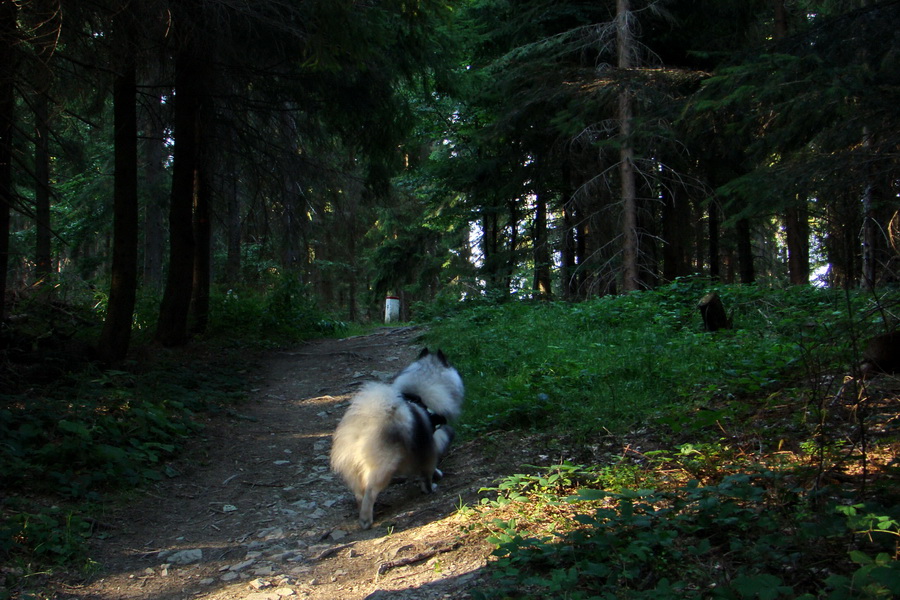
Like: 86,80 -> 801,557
424,281 -> 884,438
423,280 -> 900,599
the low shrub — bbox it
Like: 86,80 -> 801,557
475,466 -> 900,599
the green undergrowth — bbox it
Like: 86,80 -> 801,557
473,465 -> 900,599
1,360 -> 247,498
0,272 -> 353,589
0,273 -> 363,591
204,275 -> 353,347
422,281 -> 900,599
0,352 -> 250,577
424,280 -> 892,438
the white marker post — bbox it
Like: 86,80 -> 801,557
384,296 -> 400,323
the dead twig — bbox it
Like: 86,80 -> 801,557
313,542 -> 353,560
376,542 -> 461,577
240,481 -> 285,488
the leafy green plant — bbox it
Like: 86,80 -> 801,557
480,463 -> 600,505
474,468 -> 900,599
0,500 -> 100,581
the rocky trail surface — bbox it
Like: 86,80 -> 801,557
52,327 -> 525,600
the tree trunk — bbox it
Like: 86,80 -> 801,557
860,127 -> 876,290
225,137 -> 241,285
562,200 -> 577,301
825,194 -> 859,288
661,185 -> 688,282
785,203 -> 810,285
190,134 -> 211,335
773,0 -> 809,285
156,50 -> 201,347
736,217 -> 755,284
532,190 -> 552,300
481,208 -> 501,293
575,201 -> 588,297
0,0 -> 18,322
141,90 -> 167,292
190,64 -> 216,336
618,0 -> 639,292
708,200 -> 720,280
505,199 -> 518,294
773,0 -> 788,39
561,161 -> 578,300
34,96 -> 52,279
99,32 -> 138,362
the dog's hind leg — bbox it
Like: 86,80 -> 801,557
358,487 -> 378,529
418,453 -> 439,494
419,474 -> 436,494
358,468 -> 393,529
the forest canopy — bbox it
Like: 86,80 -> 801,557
0,0 -> 898,357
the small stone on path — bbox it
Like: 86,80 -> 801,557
249,578 -> 272,590
168,548 -> 203,565
229,558 -> 256,572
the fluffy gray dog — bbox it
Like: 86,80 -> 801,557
330,348 -> 464,529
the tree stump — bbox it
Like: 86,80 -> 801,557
698,292 -> 732,332
861,331 -> 900,374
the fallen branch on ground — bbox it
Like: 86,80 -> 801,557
376,542 -> 461,577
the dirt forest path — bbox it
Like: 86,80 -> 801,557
61,327 -> 518,600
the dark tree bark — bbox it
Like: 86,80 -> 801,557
190,109 -> 212,334
34,96 -> 52,278
825,194 -> 861,288
661,186 -> 690,282
0,0 -> 18,322
561,161 -> 578,301
190,59 -> 216,336
785,204 -> 810,285
481,207 -> 503,293
708,200 -> 720,280
141,89 -> 167,292
280,111 -> 304,272
773,0 -> 809,285
190,152 -> 211,335
344,169 -> 361,321
575,201 -> 589,297
504,199 -> 518,294
225,137 -> 241,285
532,190 -> 552,300
98,20 -> 139,362
860,130 -> 876,291
618,0 -> 639,292
156,49 -> 201,347
562,201 -> 577,301
736,217 -> 755,284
